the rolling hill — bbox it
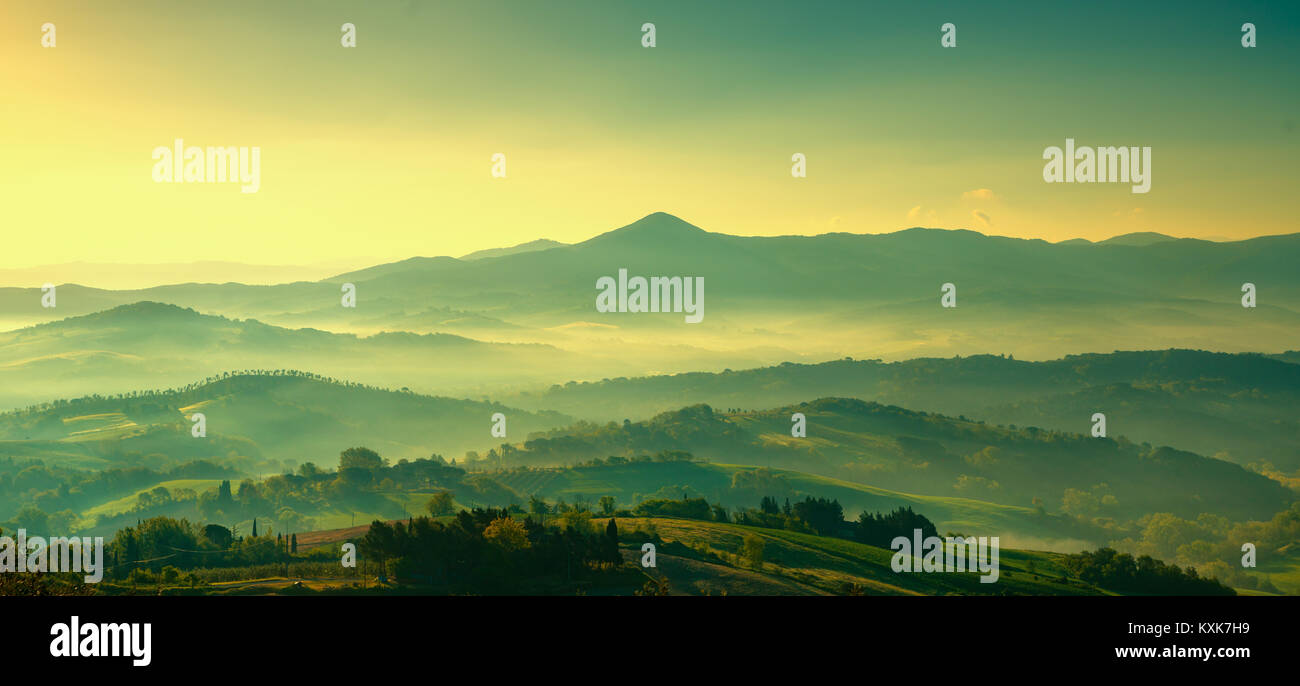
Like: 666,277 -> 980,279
502,349 -> 1300,471
473,397 -> 1293,523
490,460 -> 1101,549
0,371 -> 573,472
0,302 -> 590,410
615,517 -> 1103,596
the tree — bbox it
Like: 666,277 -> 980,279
559,509 -> 592,532
237,480 -> 266,511
203,524 -> 232,549
792,496 -> 844,536
359,520 -> 397,573
598,496 -> 616,515
425,491 -> 456,516
602,517 -> 621,563
856,506 -> 938,548
252,518 -> 258,537
339,446 -> 386,472
298,462 -> 322,478
634,497 -> 711,520
742,534 -> 765,570
216,480 -> 234,509
483,517 -> 530,550
290,533 -> 298,554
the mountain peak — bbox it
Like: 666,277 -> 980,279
581,213 -> 709,246
91,301 -> 200,319
16,301 -> 211,334
621,212 -> 706,233
1098,231 -> 1178,246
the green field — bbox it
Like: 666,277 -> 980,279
82,479 -> 224,521
493,461 -> 1100,550
602,517 -> 1101,596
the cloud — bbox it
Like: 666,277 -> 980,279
971,210 -> 992,227
962,188 -> 998,201
907,205 -> 922,221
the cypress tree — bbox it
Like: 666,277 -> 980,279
604,518 -> 620,563
217,480 -> 233,507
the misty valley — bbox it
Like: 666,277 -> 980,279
1,214 -> 1298,598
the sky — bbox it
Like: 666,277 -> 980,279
1,0 -> 1297,269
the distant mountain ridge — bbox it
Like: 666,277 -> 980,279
0,260 -> 370,290
1055,232 -> 1182,246
460,238 -> 568,261
1097,231 -> 1180,246
2,212 -> 1299,387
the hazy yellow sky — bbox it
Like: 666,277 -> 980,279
1,0 -> 1296,269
